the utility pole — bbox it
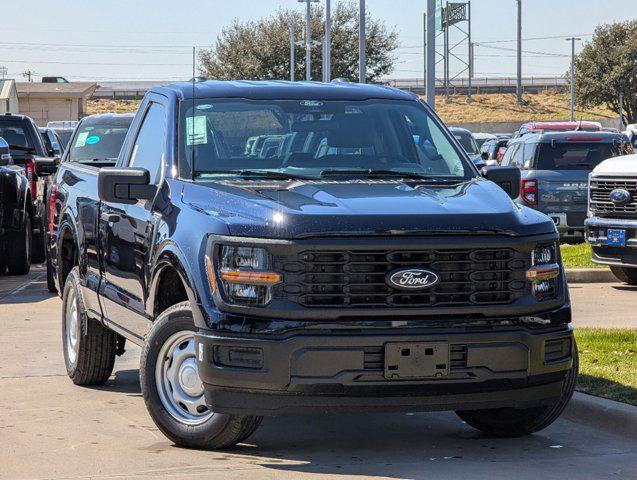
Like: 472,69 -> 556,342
426,0 -> 436,108
359,0 -> 366,83
289,23 -> 296,82
325,0 -> 331,82
423,12 -> 427,90
22,70 -> 35,82
516,0 -> 522,104
298,0 -> 319,81
566,37 -> 581,121
467,0 -> 472,103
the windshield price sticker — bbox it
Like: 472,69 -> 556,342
74,131 -> 90,148
186,116 -> 207,146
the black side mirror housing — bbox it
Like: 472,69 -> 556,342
33,156 -> 58,176
481,165 -> 521,200
481,151 -> 489,161
0,137 -> 10,166
98,167 -> 157,204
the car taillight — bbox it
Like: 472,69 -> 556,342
49,185 -> 57,235
521,179 -> 538,205
25,161 -> 37,196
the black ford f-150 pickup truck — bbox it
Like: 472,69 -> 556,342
49,81 -> 576,449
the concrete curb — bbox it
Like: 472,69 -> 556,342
564,392 -> 637,440
565,268 -> 616,284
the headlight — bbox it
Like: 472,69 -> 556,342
527,243 -> 560,300
216,246 -> 281,306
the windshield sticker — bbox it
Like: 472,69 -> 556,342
86,135 -> 100,145
186,116 -> 207,146
74,131 -> 89,148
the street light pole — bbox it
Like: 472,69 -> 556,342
516,0 -> 522,104
298,0 -> 319,81
325,0 -> 331,82
426,0 -> 436,109
359,0 -> 366,83
566,37 -> 581,122
289,23 -> 295,82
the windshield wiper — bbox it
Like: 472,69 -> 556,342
320,169 -> 452,181
196,170 -> 315,180
9,144 -> 35,153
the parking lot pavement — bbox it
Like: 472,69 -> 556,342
1,269 -> 636,480
569,282 -> 637,328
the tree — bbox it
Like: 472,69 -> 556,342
574,21 -> 637,123
198,1 -> 399,83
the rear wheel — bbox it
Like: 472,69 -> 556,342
62,267 -> 117,385
456,343 -> 578,437
6,215 -> 31,275
46,248 -> 57,293
140,302 -> 262,449
610,266 -> 637,285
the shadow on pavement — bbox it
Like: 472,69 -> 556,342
95,368 -> 142,396
577,374 -> 637,407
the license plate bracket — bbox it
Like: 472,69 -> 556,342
607,228 -> 626,247
384,342 -> 450,380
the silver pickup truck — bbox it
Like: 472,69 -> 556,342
586,153 -> 637,284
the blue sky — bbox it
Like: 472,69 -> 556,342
0,0 -> 633,81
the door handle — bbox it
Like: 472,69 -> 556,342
101,213 -> 120,223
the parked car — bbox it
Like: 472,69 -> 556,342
586,153 -> 637,284
47,121 -> 79,149
480,137 -> 510,164
0,137 -> 32,275
0,113 -> 58,264
39,127 -> 64,157
473,132 -> 497,148
49,80 -> 576,450
501,130 -> 632,239
45,113 -> 134,291
514,121 -> 602,138
449,127 -> 485,168
42,76 -> 69,83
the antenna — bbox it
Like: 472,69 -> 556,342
191,46 -> 196,180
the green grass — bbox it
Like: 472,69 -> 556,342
575,329 -> 637,406
560,243 -> 604,269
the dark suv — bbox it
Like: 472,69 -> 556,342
501,131 -> 632,239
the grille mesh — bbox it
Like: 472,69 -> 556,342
590,178 -> 637,216
275,248 -> 529,308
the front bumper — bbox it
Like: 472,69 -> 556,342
586,216 -> 637,267
195,323 -> 574,416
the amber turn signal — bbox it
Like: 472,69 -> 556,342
526,264 -> 560,281
205,255 -> 216,293
219,268 -> 282,285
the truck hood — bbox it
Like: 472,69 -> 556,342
180,178 -> 555,239
591,154 -> 637,177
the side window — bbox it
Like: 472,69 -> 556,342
523,143 -> 536,169
511,143 -> 525,168
128,103 -> 166,184
501,144 -> 518,166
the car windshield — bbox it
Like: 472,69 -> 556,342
180,99 -> 473,181
535,142 -> 626,170
0,119 -> 36,156
452,131 -> 479,155
67,117 -> 133,163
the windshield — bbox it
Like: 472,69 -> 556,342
67,117 -> 133,163
452,131 -> 479,155
536,142 -> 627,170
180,99 -> 473,181
0,119 -> 36,156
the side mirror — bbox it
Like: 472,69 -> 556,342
481,151 -> 489,161
33,156 -> 58,176
0,137 -> 10,166
481,165 -> 521,200
98,167 -> 157,204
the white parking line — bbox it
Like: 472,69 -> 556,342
0,271 -> 46,301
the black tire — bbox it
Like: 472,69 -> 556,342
62,267 -> 116,385
6,214 -> 31,275
140,301 -> 262,449
610,266 -> 637,285
31,230 -> 46,264
46,248 -> 57,293
456,342 -> 579,437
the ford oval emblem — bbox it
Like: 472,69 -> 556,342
386,268 -> 440,291
609,188 -> 632,206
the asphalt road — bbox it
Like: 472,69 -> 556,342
1,266 -> 636,480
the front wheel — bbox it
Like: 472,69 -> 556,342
456,342 -> 578,437
610,266 -> 637,285
140,301 -> 262,449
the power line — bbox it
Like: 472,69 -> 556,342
0,59 -> 191,66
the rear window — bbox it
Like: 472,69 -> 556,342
0,119 -> 36,156
535,142 -> 621,170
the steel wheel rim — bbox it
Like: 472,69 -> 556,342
155,330 -> 213,425
65,288 -> 79,365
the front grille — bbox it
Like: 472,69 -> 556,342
276,248 -> 529,308
590,177 -> 637,217
362,344 -> 468,371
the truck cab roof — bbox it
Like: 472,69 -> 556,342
511,130 -> 626,144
